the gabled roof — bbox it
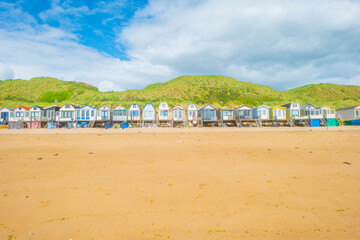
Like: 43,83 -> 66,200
173,106 -> 184,110
114,106 -> 127,111
254,105 -> 270,109
320,105 -> 333,110
129,103 -> 142,110
0,107 -> 14,111
30,105 -> 44,110
271,106 -> 286,110
44,105 -> 60,110
99,105 -> 112,110
143,103 -> 155,110
236,105 -> 252,110
186,103 -> 198,111
300,104 -> 315,109
78,105 -> 96,110
281,102 -> 300,108
199,104 -> 216,110
61,104 -> 79,110
16,105 -> 30,110
159,102 -> 169,110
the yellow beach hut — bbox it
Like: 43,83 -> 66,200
270,106 -> 286,120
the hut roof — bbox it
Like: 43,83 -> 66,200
17,105 -> 30,110
336,105 -> 360,111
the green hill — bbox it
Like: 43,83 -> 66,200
0,76 -> 359,109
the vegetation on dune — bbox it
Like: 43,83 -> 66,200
0,76 -> 359,109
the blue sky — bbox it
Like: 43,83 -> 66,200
0,0 -> 360,91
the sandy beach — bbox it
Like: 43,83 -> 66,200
0,127 -> 359,239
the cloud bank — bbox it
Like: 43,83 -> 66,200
0,0 -> 360,91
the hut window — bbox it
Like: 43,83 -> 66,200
356,110 -> 359,117
10,112 -> 13,117
91,110 -> 95,117
131,110 -> 139,117
25,112 -> 29,117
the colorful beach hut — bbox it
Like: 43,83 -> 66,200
12,106 -> 30,122
270,106 -> 286,120
300,104 -> 322,127
0,107 -> 14,123
29,106 -> 44,121
77,105 -> 96,127
43,105 -> 60,121
143,103 -> 156,126
336,105 -> 360,125
320,106 -> 337,126
97,105 -> 112,121
198,104 -> 218,126
186,103 -> 198,123
59,104 -> 78,122
173,106 -> 184,121
282,102 -> 301,119
252,105 -> 269,120
128,103 -> 142,125
158,103 -> 170,121
113,106 -> 127,122
235,105 -> 253,119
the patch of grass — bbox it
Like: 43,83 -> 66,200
39,91 -> 73,103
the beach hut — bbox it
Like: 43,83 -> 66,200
58,104 -> 78,122
143,103 -> 156,126
336,105 -> 360,125
320,106 -> 337,126
173,106 -> 184,121
269,106 -> 286,120
300,104 -> 322,127
113,106 -> 127,122
252,105 -> 270,120
77,105 -> 97,127
12,106 -> 30,122
198,104 -> 218,126
217,108 -> 236,127
235,105 -> 253,119
29,106 -> 44,121
97,105 -> 112,121
186,103 -> 198,123
0,107 -> 14,123
128,103 -> 142,127
281,102 -> 301,119
43,105 -> 60,121
158,103 -> 170,121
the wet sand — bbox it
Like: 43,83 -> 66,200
0,128 -> 359,239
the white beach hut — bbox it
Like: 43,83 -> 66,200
0,107 -> 14,123
252,105 -> 269,120
281,102 -> 301,119
143,103 -> 156,126
113,106 -> 127,122
77,105 -> 97,121
173,106 -> 184,121
97,105 -> 112,121
235,105 -> 253,119
186,103 -> 198,122
12,106 -> 30,122
29,106 -> 44,121
128,103 -> 142,122
58,104 -> 78,122
158,102 -> 170,121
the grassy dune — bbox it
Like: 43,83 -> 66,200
0,76 -> 359,108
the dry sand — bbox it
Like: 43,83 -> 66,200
0,127 -> 359,239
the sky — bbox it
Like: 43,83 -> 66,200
0,0 -> 360,92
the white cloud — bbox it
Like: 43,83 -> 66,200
1,0 -> 360,91
120,0 -> 360,89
